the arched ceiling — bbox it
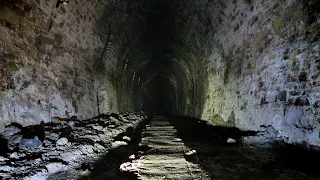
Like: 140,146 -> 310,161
99,0 -> 208,114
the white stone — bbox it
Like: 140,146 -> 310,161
81,169 -> 91,176
9,152 -> 19,159
67,121 -> 75,128
0,156 -> 9,161
111,141 -> 128,149
123,136 -> 131,141
45,162 -> 66,174
185,150 -> 196,156
129,154 -> 135,160
110,116 -> 119,122
19,153 -> 26,158
92,125 -> 103,131
56,137 -> 68,146
0,166 -> 13,172
227,138 -> 236,143
120,162 -> 139,172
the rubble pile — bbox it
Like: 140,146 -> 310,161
0,111 -> 149,179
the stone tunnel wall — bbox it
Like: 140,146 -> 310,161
1,0 -> 320,147
95,0 -> 148,114
174,0 -> 320,146
0,0 -> 110,129
0,0 -> 151,130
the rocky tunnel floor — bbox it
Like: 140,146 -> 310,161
2,114 -> 320,179
80,115 -> 320,180
169,115 -> 320,180
0,111 -> 150,180
105,115 -> 320,180
136,116 -> 210,179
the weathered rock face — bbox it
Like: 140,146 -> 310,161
0,0 -> 107,127
1,0 -> 320,147
0,0 -> 152,128
172,0 -> 320,147
122,0 -> 319,147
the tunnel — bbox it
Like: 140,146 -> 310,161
0,0 -> 320,179
96,0 -> 209,116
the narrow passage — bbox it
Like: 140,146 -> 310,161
137,116 -> 210,179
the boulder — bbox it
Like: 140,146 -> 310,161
3,126 -> 21,140
56,137 -> 68,146
129,154 -> 135,160
111,141 -> 128,149
67,121 -> 75,128
19,136 -> 43,149
9,152 -> 19,159
123,136 -> 131,142
227,138 -> 236,143
8,134 -> 23,145
45,162 -> 66,174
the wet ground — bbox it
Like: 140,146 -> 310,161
73,115 -> 320,179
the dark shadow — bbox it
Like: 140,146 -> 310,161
76,116 -> 152,180
168,115 -> 320,180
0,136 -> 8,156
21,121 -> 46,141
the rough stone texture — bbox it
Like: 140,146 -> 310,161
137,116 -> 210,179
0,111 -> 148,179
45,162 -> 66,174
3,125 -> 21,140
98,0 -> 320,147
0,0 -> 107,127
151,0 -> 320,147
56,137 -> 68,146
173,0 -> 320,147
0,0 -> 320,148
